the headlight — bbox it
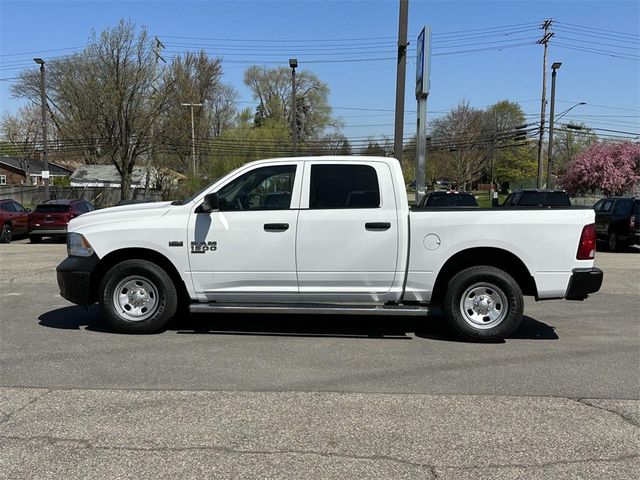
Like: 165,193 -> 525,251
67,233 -> 95,257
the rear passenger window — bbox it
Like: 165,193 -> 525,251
310,164 -> 380,209
613,200 -> 632,215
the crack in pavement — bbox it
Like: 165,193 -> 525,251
1,434 -> 638,473
574,398 -> 640,428
0,434 -> 435,473
0,389 -> 50,427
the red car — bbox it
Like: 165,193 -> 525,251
0,199 -> 30,243
29,199 -> 95,243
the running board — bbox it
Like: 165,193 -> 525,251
189,302 -> 429,316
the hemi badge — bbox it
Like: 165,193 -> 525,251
169,241 -> 183,247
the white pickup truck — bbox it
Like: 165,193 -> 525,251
57,156 -> 603,341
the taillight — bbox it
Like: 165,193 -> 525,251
577,223 -> 596,260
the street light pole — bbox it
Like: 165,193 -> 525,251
289,58 -> 298,156
547,62 -> 561,189
33,58 -> 49,199
181,102 -> 202,176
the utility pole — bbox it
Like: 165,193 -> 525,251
289,58 -> 298,155
536,19 -> 554,189
33,58 -> 49,200
394,0 -> 409,162
490,109 -> 497,206
181,103 -> 203,176
547,61 -> 561,189
145,37 -> 165,196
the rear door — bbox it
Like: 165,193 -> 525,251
296,161 -> 399,296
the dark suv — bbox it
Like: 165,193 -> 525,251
501,189 -> 571,207
29,199 -> 95,243
593,197 -> 640,251
417,191 -> 478,208
0,199 -> 30,243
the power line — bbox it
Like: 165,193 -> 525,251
554,21 -> 639,40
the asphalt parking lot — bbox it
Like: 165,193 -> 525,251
1,239 -> 638,479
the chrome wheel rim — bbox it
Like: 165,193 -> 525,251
459,282 -> 508,329
113,276 -> 159,322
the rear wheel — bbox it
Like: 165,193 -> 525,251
99,259 -> 178,334
443,266 -> 524,341
608,230 -> 618,251
0,224 -> 12,243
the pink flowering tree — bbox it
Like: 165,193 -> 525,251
559,141 -> 640,196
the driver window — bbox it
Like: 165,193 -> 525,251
216,164 -> 296,211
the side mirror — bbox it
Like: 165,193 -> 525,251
200,192 -> 220,213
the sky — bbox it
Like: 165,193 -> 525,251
0,0 -> 639,144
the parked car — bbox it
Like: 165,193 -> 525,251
0,199 -> 30,243
501,189 -> 571,207
593,197 -> 640,251
416,190 -> 478,208
57,156 -> 602,341
29,199 -> 95,243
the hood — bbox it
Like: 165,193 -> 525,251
68,201 -> 174,232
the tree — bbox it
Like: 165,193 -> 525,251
552,123 -> 597,177
430,102 -> 485,189
483,101 -> 537,184
243,66 -> 335,143
361,137 -> 392,157
0,106 -> 41,176
157,51 -> 236,175
560,141 -> 640,196
12,20 -> 171,200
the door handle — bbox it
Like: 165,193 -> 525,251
264,223 -> 289,232
365,222 -> 391,231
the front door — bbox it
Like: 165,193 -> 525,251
187,162 -> 302,300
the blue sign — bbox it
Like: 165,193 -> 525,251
416,26 -> 432,98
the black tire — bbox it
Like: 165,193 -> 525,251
0,224 -> 12,243
29,235 -> 42,244
99,259 -> 178,334
608,230 -> 618,251
443,265 -> 524,342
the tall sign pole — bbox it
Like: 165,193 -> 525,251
415,26 -> 432,203
393,0 -> 409,163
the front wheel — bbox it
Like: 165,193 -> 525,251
99,259 -> 178,334
443,266 -> 524,342
0,224 -> 12,243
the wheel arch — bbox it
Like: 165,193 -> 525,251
430,247 -> 537,305
91,248 -> 189,306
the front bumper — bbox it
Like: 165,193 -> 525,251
56,254 -> 99,306
565,267 -> 604,300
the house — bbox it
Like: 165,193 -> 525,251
0,156 -> 72,186
70,165 -> 185,190
70,165 -> 150,188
